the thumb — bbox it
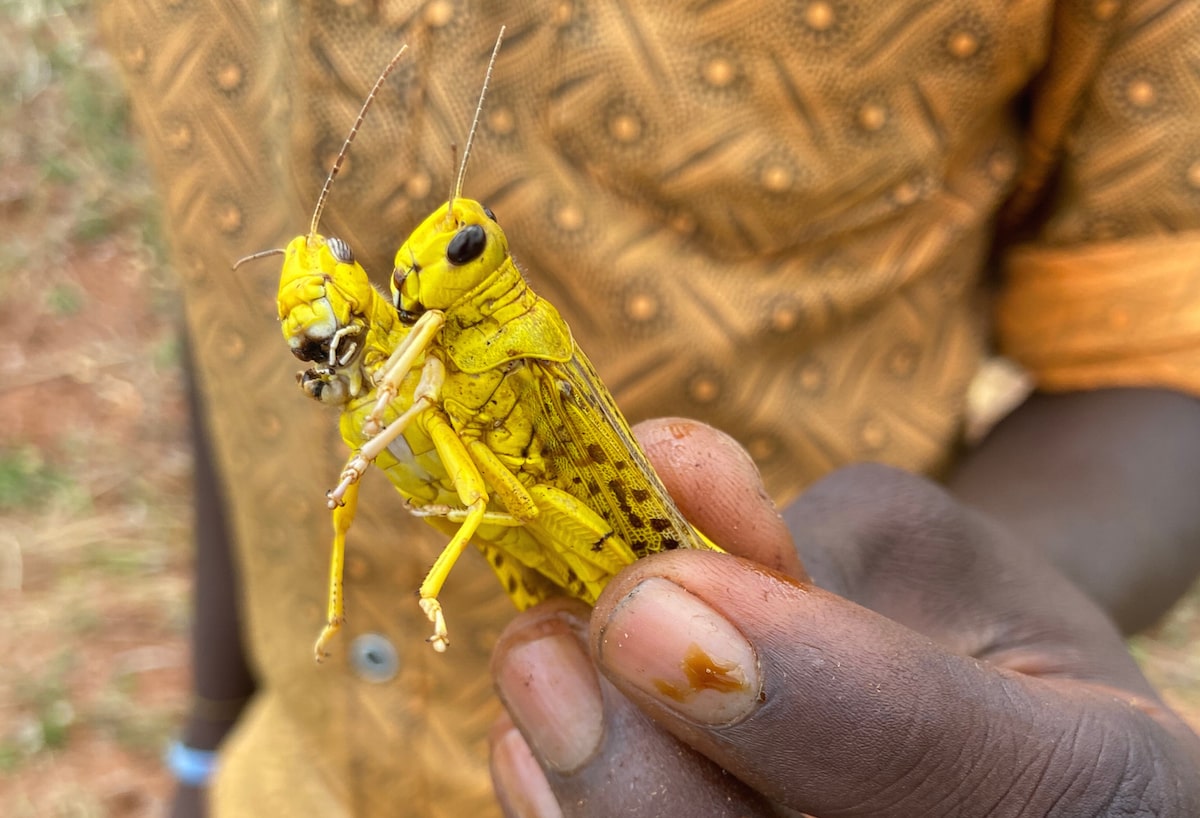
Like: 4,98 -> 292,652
589,552 -> 1190,817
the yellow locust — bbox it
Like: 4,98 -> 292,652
260,31 -> 720,660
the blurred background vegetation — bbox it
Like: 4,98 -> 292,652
1,0 -> 190,814
0,1 -> 1196,816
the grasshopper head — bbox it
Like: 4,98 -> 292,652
391,198 -> 508,324
277,233 -> 376,403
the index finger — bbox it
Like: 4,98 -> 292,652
633,417 -> 805,580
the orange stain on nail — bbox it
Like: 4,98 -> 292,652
653,643 -> 747,701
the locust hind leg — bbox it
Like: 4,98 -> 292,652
415,412 -> 493,652
314,478 -> 360,662
520,484 -> 640,604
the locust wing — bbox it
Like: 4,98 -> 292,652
532,346 -> 720,560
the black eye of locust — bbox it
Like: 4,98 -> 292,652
292,336 -> 329,362
483,206 -> 497,222
446,224 -> 487,266
327,237 -> 354,264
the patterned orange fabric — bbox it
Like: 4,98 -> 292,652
93,0 -> 1200,815
999,0 -> 1200,395
1001,235 -> 1200,395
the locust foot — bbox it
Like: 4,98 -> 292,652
419,597 -> 449,653
314,615 -> 345,663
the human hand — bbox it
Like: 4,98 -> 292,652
489,419 -> 1200,817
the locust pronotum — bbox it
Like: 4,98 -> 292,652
249,29 -> 722,661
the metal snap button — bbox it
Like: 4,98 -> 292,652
349,633 -> 399,683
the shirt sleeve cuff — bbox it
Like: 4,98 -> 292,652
997,232 -> 1200,398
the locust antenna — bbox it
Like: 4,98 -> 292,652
308,43 -> 409,243
232,247 -> 286,270
448,27 -> 505,214
233,43 -> 407,270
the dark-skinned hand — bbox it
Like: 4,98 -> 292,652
489,418 -> 1200,817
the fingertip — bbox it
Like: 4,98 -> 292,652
491,598 -> 593,688
496,578 -> 784,817
489,715 -> 565,818
594,575 -> 763,727
633,418 -> 803,578
491,599 -> 604,774
492,597 -> 592,664
489,709 -> 517,745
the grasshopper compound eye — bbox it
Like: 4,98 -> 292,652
483,206 -> 497,222
446,223 -> 486,265
291,336 -> 330,363
327,237 -> 355,264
